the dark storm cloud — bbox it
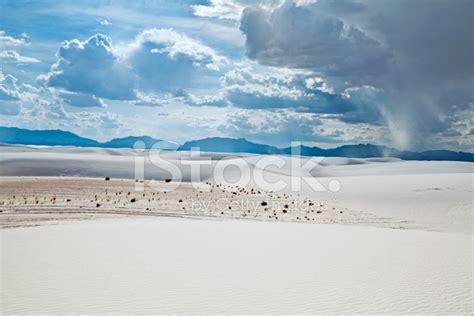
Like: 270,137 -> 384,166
237,0 -> 473,149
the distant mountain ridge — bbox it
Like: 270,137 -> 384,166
0,126 -> 100,147
282,143 -> 474,162
103,136 -> 178,150
179,137 -> 282,155
179,137 -> 474,162
0,127 -> 177,150
0,127 -> 472,162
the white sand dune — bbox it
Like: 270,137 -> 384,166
3,145 -> 471,233
0,144 -> 473,313
1,217 -> 472,314
1,145 -> 472,178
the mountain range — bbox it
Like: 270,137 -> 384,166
179,137 -> 474,162
0,126 -> 178,150
1,127 -> 473,162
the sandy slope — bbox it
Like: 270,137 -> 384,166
0,177 -> 404,230
1,217 -> 472,314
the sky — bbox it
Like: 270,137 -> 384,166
0,0 -> 472,150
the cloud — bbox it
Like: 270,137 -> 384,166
337,86 -> 385,124
0,86 -> 20,101
0,30 -> 27,46
218,109 -> 331,146
0,31 -> 37,65
213,0 -> 474,150
40,29 -> 227,100
0,72 -> 22,116
78,111 -> 121,129
59,91 -> 106,108
127,28 -> 227,93
19,100 -> 122,131
97,18 -> 111,26
184,66 -> 385,126
133,89 -> 230,108
221,67 -> 356,114
240,1 -> 391,81
192,0 -> 252,20
39,34 -> 135,100
0,71 -> 38,102
132,92 -> 169,107
0,73 -> 21,101
363,1 -> 473,136
192,0 -> 284,20
184,93 -> 231,107
192,0 -> 240,20
0,50 -> 40,63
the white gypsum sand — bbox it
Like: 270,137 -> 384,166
0,144 -> 473,313
1,218 -> 472,314
1,144 -> 472,233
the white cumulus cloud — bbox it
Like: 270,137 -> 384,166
0,30 -> 27,46
40,29 -> 228,100
0,50 -> 39,63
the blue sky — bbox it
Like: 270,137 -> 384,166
0,0 -> 472,150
